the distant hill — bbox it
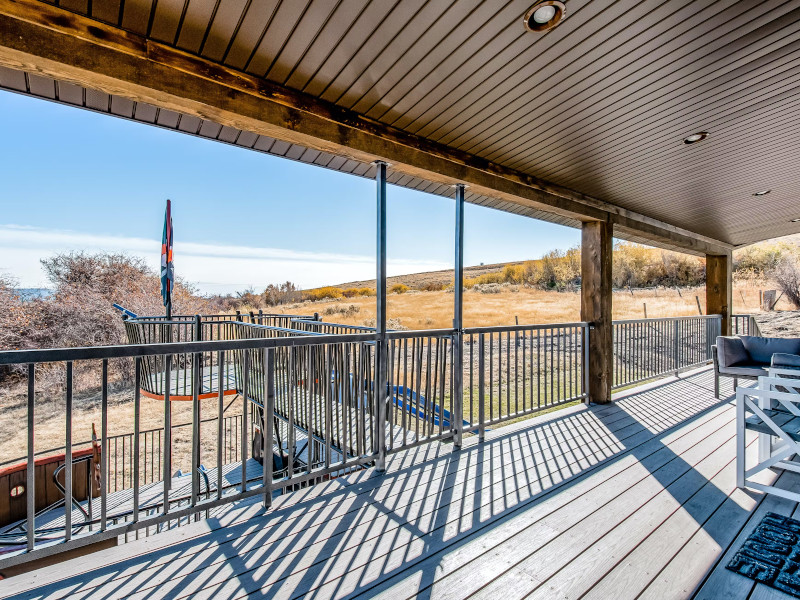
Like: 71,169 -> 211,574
331,261 -> 526,291
318,233 -> 800,293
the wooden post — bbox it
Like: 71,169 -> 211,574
706,253 -> 732,336
581,220 -> 613,404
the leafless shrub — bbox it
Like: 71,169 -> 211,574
0,253 -> 211,390
772,253 -> 800,309
362,317 -> 408,331
323,304 -> 360,317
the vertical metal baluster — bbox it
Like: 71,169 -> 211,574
191,348 -> 200,511
26,363 -> 35,552
101,359 -> 109,530
163,352 -> 172,513
65,362 -> 73,541
241,351 -> 249,494
425,338 -> 432,437
217,351 -> 223,500
287,348 -> 295,481
264,349 -> 274,509
388,340 -> 396,451
415,340 -> 423,441
537,329 -> 542,408
478,333 -> 485,442
557,327 -> 562,402
529,330 -> 534,409
469,334 -> 474,431
122,433 -> 126,499
133,358 -> 141,523
584,325 -> 590,402
402,338 -> 408,447
489,333 -> 494,423
340,346 -> 349,459
507,331 -> 511,418
569,327 -> 574,400
521,330 -> 526,413
325,345 -> 333,469
514,331 -> 519,416
308,346 -> 316,470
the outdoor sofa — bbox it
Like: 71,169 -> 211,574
712,335 -> 800,398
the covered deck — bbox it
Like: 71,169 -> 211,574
2,367 -> 793,600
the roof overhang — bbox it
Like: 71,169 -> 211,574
2,0 -> 790,257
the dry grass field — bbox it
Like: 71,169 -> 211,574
271,283 -> 787,330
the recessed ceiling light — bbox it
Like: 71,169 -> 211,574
524,1 -> 566,32
752,189 -> 771,197
683,132 -> 709,144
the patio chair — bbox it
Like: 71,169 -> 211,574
736,371 -> 800,502
713,335 -> 800,398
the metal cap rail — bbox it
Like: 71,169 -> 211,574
0,332 -> 379,365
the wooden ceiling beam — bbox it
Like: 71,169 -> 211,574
0,0 -> 732,256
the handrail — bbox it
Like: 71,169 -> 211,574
611,314 -> 722,325
0,332 -> 378,365
291,319 -> 379,332
463,322 -> 590,334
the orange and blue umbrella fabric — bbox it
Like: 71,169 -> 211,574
160,199 -> 174,310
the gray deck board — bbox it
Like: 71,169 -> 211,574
687,470 -> 800,600
6,368 -> 797,600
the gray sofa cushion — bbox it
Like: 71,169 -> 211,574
716,336 -> 750,368
771,353 -> 800,369
718,363 -> 768,377
740,336 -> 800,364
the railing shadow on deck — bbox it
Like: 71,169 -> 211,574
13,367 -> 765,600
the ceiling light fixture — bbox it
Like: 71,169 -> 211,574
752,189 -> 771,197
683,132 -> 709,144
524,1 -> 566,32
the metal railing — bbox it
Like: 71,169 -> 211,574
290,319 -> 379,335
387,329 -> 458,451
463,323 -> 589,438
612,315 -> 721,389
0,313 -> 724,566
0,331 -> 380,567
732,314 -> 760,336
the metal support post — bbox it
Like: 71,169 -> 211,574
453,184 -> 465,448
374,160 -> 388,472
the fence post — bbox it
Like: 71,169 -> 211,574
478,333 -> 485,442
673,319 -> 680,375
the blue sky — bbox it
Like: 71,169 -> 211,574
0,90 -> 579,294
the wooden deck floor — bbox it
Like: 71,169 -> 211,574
2,366 -> 796,600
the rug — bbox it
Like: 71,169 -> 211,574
727,512 -> 800,597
